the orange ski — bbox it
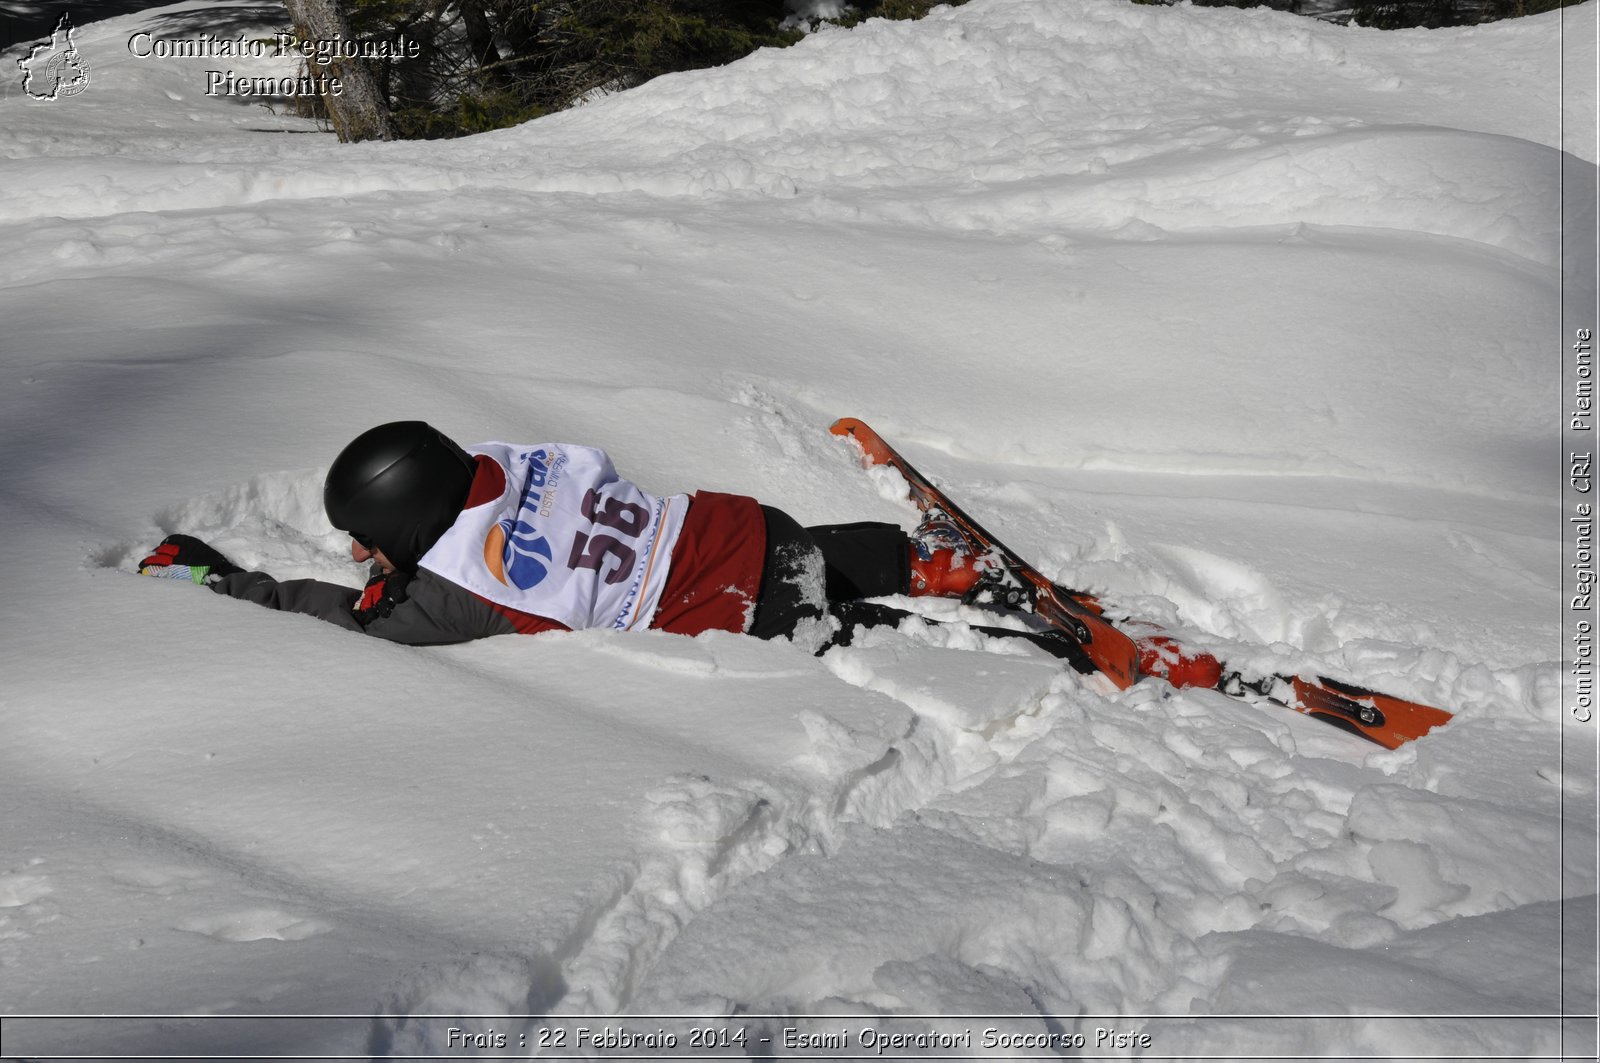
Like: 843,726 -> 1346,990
832,417 -> 1141,688
830,417 -> 1453,748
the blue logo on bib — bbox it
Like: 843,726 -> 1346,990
485,517 -> 553,589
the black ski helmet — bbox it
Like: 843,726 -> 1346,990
323,421 -> 476,572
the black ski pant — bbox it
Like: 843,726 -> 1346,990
747,507 -> 1092,672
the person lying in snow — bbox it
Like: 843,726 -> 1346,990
137,420 -> 1088,663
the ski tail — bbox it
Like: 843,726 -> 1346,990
830,417 -> 1453,748
1224,672 -> 1454,750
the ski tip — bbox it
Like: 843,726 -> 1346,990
830,417 -> 868,439
829,418 -> 895,467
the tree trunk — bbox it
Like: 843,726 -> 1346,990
282,0 -> 395,142
460,0 -> 500,75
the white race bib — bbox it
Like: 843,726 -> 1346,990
420,442 -> 688,631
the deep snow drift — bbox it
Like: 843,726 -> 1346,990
1,0 -> 1595,1057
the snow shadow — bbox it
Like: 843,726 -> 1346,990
96,467 -> 352,584
366,952 -> 567,1058
105,1 -> 285,42
2,0 -> 284,51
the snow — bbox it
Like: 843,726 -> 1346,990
0,0 -> 1594,1056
